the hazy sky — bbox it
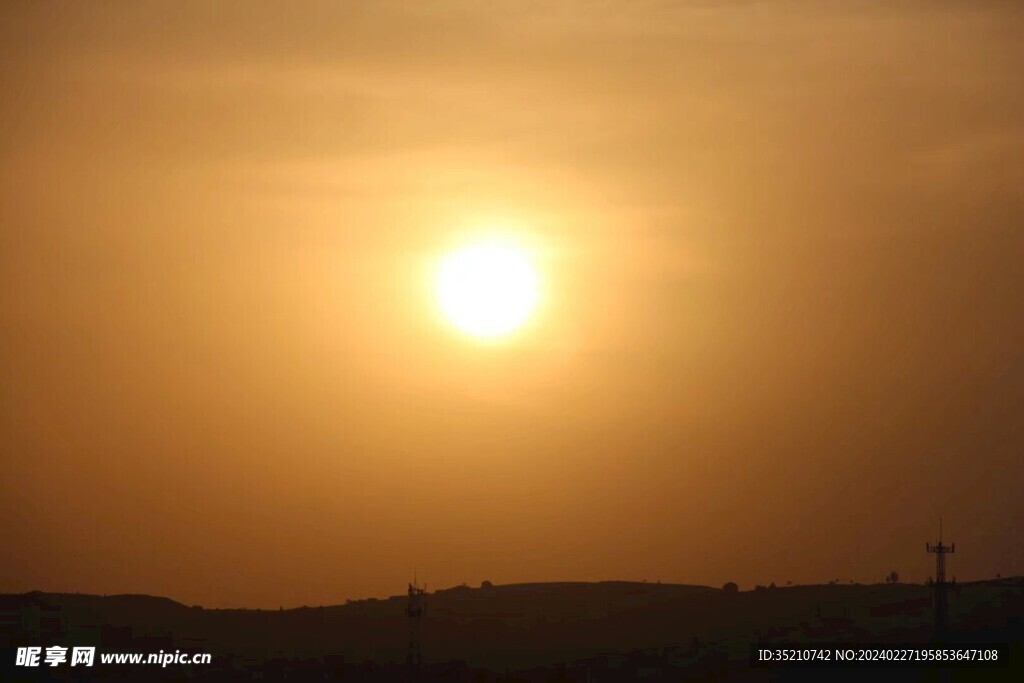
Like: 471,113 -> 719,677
2,1 -> 1022,608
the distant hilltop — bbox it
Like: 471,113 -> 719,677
2,577 -> 1021,678
4,575 -> 1022,616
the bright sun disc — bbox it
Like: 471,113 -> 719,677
436,238 -> 540,339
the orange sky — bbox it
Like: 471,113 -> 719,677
1,1 -> 1022,608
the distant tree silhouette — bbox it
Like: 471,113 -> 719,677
769,582 -> 776,589
481,580 -> 493,589
887,571 -> 899,584
722,582 -> 738,594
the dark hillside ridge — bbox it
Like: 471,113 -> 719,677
2,578 -> 1021,681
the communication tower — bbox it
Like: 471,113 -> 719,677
926,519 -> 955,636
405,578 -> 426,678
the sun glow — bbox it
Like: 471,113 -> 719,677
435,237 -> 541,339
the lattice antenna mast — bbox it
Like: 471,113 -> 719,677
405,577 -> 427,675
925,518 -> 956,637
926,518 -> 955,584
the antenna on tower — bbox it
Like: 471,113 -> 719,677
405,576 -> 427,680
926,519 -> 955,638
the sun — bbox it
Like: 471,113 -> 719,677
435,237 -> 540,339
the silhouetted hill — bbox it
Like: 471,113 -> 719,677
2,578 -> 1022,681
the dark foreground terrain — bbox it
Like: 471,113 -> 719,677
2,578 -> 1022,681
